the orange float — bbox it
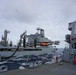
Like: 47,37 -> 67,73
40,42 -> 48,46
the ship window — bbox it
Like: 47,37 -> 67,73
8,49 -> 12,51
72,43 -> 76,48
23,49 -> 42,51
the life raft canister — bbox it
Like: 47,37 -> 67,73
40,42 -> 48,46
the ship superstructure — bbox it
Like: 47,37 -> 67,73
64,21 -> 76,63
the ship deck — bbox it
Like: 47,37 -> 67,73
0,62 -> 76,75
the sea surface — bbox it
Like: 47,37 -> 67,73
55,48 -> 64,55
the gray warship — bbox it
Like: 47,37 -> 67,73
0,28 -> 59,57
64,21 -> 76,63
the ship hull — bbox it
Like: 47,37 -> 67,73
0,47 -> 54,57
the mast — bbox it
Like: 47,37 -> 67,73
1,30 -> 10,46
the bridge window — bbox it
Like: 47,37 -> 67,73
72,43 -> 76,48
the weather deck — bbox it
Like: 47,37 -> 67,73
0,62 -> 76,75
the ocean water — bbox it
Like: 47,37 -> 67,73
55,48 -> 64,55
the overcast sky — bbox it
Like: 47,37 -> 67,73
0,0 -> 76,48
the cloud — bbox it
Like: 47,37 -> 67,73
0,0 -> 75,47
62,0 -> 76,22
0,0 -> 67,23
0,0 -> 38,23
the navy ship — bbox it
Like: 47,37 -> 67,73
0,28 -> 59,57
64,21 -> 76,63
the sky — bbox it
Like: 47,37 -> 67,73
0,0 -> 76,48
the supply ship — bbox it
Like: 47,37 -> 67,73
0,28 -> 59,57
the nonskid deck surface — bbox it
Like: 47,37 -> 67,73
0,62 -> 76,75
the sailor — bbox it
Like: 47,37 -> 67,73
56,56 -> 58,63
73,58 -> 76,65
73,53 -> 76,64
